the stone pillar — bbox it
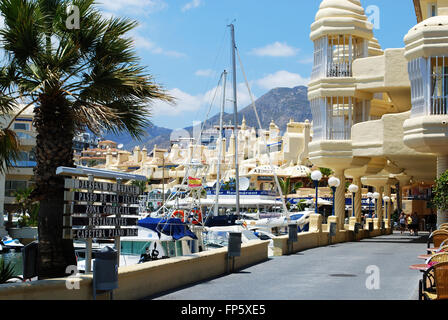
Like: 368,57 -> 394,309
309,213 -> 323,233
437,155 -> 448,226
376,186 -> 384,222
353,176 -> 363,223
334,170 -> 346,229
384,184 -> 392,228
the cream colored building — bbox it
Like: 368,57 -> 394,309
0,106 -> 37,221
308,0 -> 446,229
96,118 -> 313,193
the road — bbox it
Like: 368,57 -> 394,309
146,231 -> 428,300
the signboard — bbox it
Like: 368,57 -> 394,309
258,176 -> 274,182
65,204 -> 139,215
65,192 -> 140,204
64,179 -> 140,195
63,178 -> 140,240
71,228 -> 138,240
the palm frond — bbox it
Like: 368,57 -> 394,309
0,128 -> 20,174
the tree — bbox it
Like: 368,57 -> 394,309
319,167 -> 333,178
0,127 -> 20,174
14,186 -> 40,227
278,177 -> 291,197
131,179 -> 148,194
291,181 -> 303,194
0,0 -> 173,278
432,170 -> 448,212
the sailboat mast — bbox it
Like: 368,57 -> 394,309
229,23 -> 241,216
214,70 -> 227,217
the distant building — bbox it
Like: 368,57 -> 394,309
73,132 -> 100,165
78,140 -> 119,167
0,105 -> 37,216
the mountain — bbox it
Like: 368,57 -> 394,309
104,86 -> 312,151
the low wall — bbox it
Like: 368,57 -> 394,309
0,240 -> 269,300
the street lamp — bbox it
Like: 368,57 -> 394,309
328,177 -> 341,217
372,192 -> 380,218
367,192 -> 373,218
383,196 -> 391,220
311,170 -> 323,214
348,184 -> 359,218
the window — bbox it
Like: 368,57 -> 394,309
15,132 -> 34,139
13,122 -> 29,131
430,56 -> 448,115
430,3 -> 437,17
5,180 -> 28,197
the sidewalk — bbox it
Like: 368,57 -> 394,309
147,231 -> 428,300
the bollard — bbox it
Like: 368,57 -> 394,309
329,222 -> 337,245
288,224 -> 298,255
227,232 -> 241,273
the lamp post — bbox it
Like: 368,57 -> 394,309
328,177 -> 341,217
311,170 -> 323,214
373,192 -> 380,218
348,184 -> 359,218
367,192 -> 373,218
383,196 -> 390,220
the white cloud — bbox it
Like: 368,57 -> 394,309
256,70 -> 309,90
133,34 -> 186,58
151,83 -> 253,118
99,0 -> 167,15
182,0 -> 202,12
250,42 -> 299,57
195,69 -> 215,77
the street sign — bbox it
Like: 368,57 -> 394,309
64,179 -> 140,195
64,203 -> 139,215
63,177 -> 140,240
64,192 -> 139,204
71,228 -> 138,240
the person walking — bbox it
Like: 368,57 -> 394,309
407,214 -> 413,235
411,212 -> 419,236
399,212 -> 406,234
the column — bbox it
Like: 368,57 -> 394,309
384,184 -> 392,228
353,176 -> 363,223
334,170 -> 346,229
437,155 -> 448,226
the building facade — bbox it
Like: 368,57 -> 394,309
307,0 -> 446,229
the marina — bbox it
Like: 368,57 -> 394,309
0,0 -> 447,306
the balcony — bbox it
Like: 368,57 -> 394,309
353,48 -> 411,112
351,111 -> 436,182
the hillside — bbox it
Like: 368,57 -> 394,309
105,85 -> 312,151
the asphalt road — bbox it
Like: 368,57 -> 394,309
147,231 -> 428,300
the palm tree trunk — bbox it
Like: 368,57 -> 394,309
33,94 -> 76,279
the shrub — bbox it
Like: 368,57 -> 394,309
0,257 -> 15,284
432,170 -> 448,211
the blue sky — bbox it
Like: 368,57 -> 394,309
96,0 -> 418,130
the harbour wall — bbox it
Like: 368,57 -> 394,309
0,239 -> 269,300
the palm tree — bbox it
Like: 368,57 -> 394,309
278,177 -> 291,205
0,127 -> 19,174
0,0 -> 173,278
131,179 -> 148,194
